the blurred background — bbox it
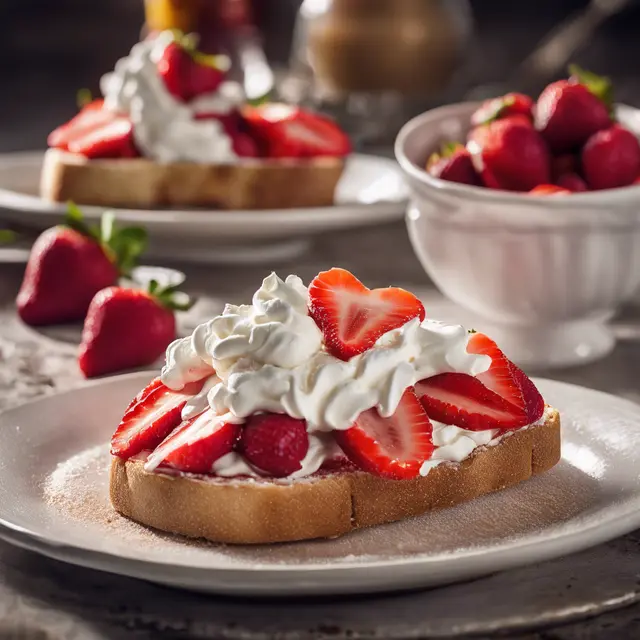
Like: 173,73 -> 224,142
2,0 -> 640,153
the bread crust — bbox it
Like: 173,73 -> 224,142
40,149 -> 345,210
110,408 -> 561,544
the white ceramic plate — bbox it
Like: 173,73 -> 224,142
1,372 -> 639,596
0,151 -> 407,262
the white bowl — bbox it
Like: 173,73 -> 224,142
395,102 -> 640,369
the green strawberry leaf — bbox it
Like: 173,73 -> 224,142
0,229 -> 17,244
441,141 -> 464,158
148,280 -> 195,312
568,64 -> 614,113
64,202 -> 147,277
76,88 -> 93,110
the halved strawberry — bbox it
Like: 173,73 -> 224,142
334,388 -> 434,479
147,408 -> 241,474
308,268 -> 425,361
415,373 -> 530,431
242,104 -> 351,159
467,332 -> 544,423
47,99 -> 111,151
111,378 -> 205,459
67,116 -> 137,159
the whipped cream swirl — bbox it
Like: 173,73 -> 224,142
161,273 -> 490,434
100,31 -> 243,163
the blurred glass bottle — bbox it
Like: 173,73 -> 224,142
289,0 -> 473,144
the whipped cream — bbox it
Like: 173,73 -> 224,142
162,273 -> 490,433
100,31 -> 243,163
152,272 -> 547,480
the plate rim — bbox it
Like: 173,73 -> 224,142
2,373 -> 640,594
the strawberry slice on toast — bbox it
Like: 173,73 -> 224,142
335,388 -> 434,479
111,377 -> 205,458
416,333 -> 544,431
147,408 -> 242,474
308,268 -> 425,361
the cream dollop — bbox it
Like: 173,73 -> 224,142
100,31 -> 242,164
161,272 -> 490,434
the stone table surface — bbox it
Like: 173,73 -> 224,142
2,221 -> 640,639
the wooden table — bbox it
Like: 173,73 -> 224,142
2,221 -> 640,639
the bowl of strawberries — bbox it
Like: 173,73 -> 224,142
395,67 -> 640,369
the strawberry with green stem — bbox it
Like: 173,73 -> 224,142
17,203 -> 147,326
426,142 -> 482,186
79,279 -> 194,378
535,65 -> 613,153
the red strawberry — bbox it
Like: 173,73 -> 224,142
308,268 -> 425,361
240,413 -> 309,477
48,99 -> 110,151
79,281 -> 192,378
415,374 -> 530,431
528,184 -> 571,195
467,332 -> 544,424
468,117 -> 551,191
242,104 -> 351,158
471,92 -> 534,127
111,377 -> 205,459
581,125 -> 640,190
17,204 -> 146,326
158,37 -> 230,102
150,408 -> 242,474
334,388 -> 434,480
535,66 -> 612,153
416,332 -> 544,431
232,132 -> 260,157
556,173 -> 588,192
427,143 -> 481,186
551,153 -> 578,181
67,116 -> 137,159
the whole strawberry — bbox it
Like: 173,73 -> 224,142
528,184 -> 571,196
582,125 -> 640,190
556,172 -> 588,192
468,117 -> 551,191
17,204 -> 146,326
426,143 -> 481,186
535,65 -> 612,153
78,281 -> 192,378
471,92 -> 534,127
157,32 -> 230,102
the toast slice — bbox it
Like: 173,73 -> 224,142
40,148 -> 345,210
110,407 -> 560,544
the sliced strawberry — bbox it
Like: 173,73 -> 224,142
243,104 -> 351,159
415,373 -> 530,431
334,388 -> 434,480
122,376 -> 165,414
48,99 -> 111,150
308,268 -> 425,361
239,413 -> 309,477
111,378 -> 205,459
67,117 -> 136,159
467,332 -> 527,409
528,184 -> 571,195
149,408 -> 241,474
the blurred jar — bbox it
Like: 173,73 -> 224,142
143,0 -> 251,52
288,0 -> 473,145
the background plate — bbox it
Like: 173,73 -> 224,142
1,373 -> 640,596
0,152 -> 408,261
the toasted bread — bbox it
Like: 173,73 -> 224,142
40,148 -> 345,210
109,408 -> 560,544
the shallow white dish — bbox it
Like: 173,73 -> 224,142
1,372 -> 640,596
0,151 -> 408,263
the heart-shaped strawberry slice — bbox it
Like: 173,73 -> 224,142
308,268 -> 425,361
